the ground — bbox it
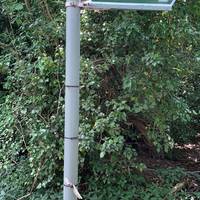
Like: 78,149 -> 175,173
136,134 -> 200,194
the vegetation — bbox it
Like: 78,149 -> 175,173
0,0 -> 199,199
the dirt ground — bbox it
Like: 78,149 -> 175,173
136,134 -> 200,193
137,134 -> 200,171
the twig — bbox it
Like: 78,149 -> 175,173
11,159 -> 17,165
56,84 -> 64,116
24,0 -> 31,12
38,113 -> 49,125
14,124 -> 28,153
170,181 -> 186,194
187,171 -> 200,180
163,180 -> 187,200
0,42 -> 8,48
93,58 -> 105,66
17,159 -> 46,200
17,193 -> 31,200
42,0 -> 52,20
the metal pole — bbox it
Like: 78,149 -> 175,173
64,0 -> 80,199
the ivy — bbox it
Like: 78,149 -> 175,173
0,0 -> 199,199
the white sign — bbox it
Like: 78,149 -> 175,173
88,0 -> 176,10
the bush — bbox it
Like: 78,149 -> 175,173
0,0 -> 199,199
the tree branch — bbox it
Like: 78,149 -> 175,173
24,0 -> 31,12
42,0 -> 52,20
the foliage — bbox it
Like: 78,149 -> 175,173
85,167 -> 200,200
0,0 -> 199,199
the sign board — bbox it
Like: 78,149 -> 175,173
88,0 -> 176,10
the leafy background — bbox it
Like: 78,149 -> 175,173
0,0 -> 200,199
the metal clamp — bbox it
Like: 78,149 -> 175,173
65,1 -> 110,10
65,84 -> 80,88
64,183 -> 73,188
64,136 -> 79,140
64,178 -> 83,199
65,1 -> 89,8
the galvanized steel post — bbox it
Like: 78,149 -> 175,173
64,0 -> 80,199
